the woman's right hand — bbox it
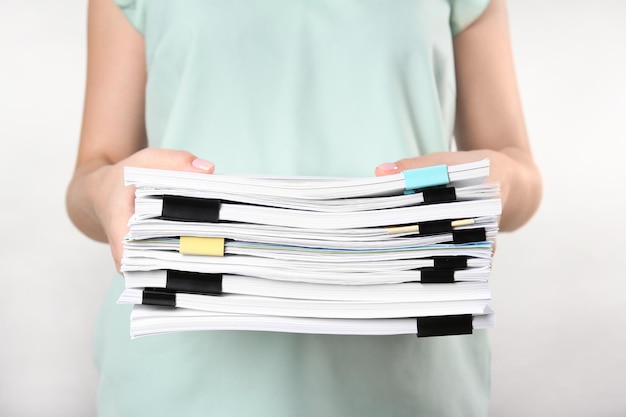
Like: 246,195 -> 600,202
69,148 -> 215,272
67,1 -> 218,271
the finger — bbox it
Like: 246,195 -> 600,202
104,191 -> 134,272
374,162 -> 401,177
190,158 -> 215,173
375,153 -> 451,176
375,151 -> 487,176
130,148 -> 215,173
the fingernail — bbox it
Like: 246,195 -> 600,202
377,162 -> 399,172
192,158 -> 214,171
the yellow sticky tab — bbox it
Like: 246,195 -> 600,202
179,236 -> 225,256
451,219 -> 475,228
386,225 -> 421,235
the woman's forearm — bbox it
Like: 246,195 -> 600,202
66,159 -> 113,243
489,147 -> 542,232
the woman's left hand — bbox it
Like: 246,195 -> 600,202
375,149 -> 540,232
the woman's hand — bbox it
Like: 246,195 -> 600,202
373,0 -> 543,232
66,2 -> 221,271
375,149 -> 541,232
67,148 -> 215,271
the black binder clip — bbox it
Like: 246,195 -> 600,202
161,195 -> 221,222
166,270 -> 223,295
422,187 -> 457,204
416,315 -> 473,337
142,288 -> 176,307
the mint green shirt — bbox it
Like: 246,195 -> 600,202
96,1 -> 492,415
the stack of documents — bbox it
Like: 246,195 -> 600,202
119,159 -> 500,338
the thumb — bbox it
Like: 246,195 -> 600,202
375,152 -> 479,177
374,154 -> 446,177
129,148 -> 216,173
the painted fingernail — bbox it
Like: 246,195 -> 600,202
377,162 -> 399,172
192,158 -> 215,171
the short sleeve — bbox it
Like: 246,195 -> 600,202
449,0 -> 491,36
114,0 -> 146,34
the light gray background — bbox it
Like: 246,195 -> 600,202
1,1 -> 625,416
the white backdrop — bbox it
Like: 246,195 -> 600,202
0,1 -> 625,416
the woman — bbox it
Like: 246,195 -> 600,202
67,0 -> 542,415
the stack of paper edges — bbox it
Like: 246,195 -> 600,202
119,159 -> 500,338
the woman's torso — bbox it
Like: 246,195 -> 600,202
97,1 -> 492,416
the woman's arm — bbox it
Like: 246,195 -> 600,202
66,0 -> 213,270
66,0 -> 148,243
453,0 -> 542,230
376,0 -> 541,231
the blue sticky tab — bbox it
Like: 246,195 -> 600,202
402,165 -> 450,190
